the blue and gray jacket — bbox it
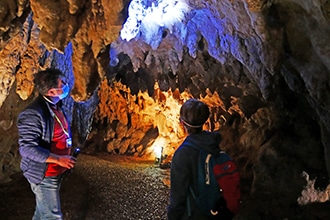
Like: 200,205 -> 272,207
17,95 -> 66,184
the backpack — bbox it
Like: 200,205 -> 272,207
187,143 -> 241,218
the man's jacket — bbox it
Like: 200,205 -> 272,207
17,95 -> 64,184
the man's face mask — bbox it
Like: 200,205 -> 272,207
59,84 -> 70,99
53,84 -> 70,100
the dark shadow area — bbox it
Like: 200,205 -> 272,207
0,170 -> 88,220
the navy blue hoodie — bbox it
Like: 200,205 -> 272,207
168,131 -> 222,220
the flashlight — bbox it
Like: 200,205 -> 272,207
72,148 -> 80,158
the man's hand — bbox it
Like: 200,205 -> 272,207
46,154 -> 76,169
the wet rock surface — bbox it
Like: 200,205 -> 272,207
0,153 -> 170,220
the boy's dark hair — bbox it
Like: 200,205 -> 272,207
33,68 -> 65,95
180,98 -> 210,134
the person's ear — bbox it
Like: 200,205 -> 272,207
179,118 -> 184,126
45,88 -> 56,96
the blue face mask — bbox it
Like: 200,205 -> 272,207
58,84 -> 70,99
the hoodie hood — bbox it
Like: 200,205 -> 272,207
183,131 -> 222,155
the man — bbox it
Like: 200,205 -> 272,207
168,98 -> 231,220
17,68 -> 76,220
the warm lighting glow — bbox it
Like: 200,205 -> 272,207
120,0 -> 190,42
98,81 -> 230,161
151,136 -> 167,159
154,145 -> 163,159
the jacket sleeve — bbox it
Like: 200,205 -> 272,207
167,145 -> 194,220
17,108 -> 50,163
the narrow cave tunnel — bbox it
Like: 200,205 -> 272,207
0,0 -> 330,219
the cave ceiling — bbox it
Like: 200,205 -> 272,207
0,0 -> 287,101
1,0 -> 328,154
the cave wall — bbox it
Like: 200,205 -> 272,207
0,0 -> 330,218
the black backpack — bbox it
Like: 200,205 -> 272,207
186,143 -> 241,219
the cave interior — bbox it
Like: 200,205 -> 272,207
1,0 -> 330,219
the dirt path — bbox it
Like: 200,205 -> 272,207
0,153 -> 170,220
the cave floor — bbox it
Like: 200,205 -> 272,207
1,153 -> 330,220
0,153 -> 170,220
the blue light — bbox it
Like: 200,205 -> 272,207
50,42 -> 74,89
120,0 -> 190,43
